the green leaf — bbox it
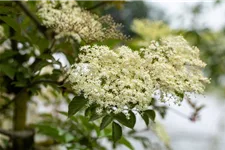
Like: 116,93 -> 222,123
33,60 -> 51,72
141,113 -> 149,126
112,122 -> 122,142
12,81 -> 27,87
89,113 -> 104,121
129,111 -> 136,128
0,6 -> 15,14
0,16 -> 20,32
35,124 -> 63,142
68,96 -> 88,117
100,115 -> 113,130
0,51 -> 18,60
119,137 -> 134,150
64,133 -> 74,143
0,64 -> 16,79
144,110 -> 156,122
115,111 -> 136,129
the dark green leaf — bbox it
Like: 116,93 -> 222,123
144,110 -> 156,122
0,64 -> 16,79
100,115 -> 113,130
0,6 -> 15,14
112,122 -> 122,142
33,60 -> 51,72
68,96 -> 88,117
129,111 -> 136,128
115,111 -> 136,129
141,113 -> 149,126
0,51 -> 18,60
0,16 -> 20,32
12,81 -> 27,87
89,113 -> 104,121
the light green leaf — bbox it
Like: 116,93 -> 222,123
119,137 -> 134,150
68,96 -> 88,117
64,133 -> 74,143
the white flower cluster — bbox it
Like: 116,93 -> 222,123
68,45 -> 154,114
141,36 -> 210,103
67,36 -> 209,114
37,1 -> 124,42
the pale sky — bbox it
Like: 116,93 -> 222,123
146,0 -> 225,31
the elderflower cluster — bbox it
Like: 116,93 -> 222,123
141,36 -> 210,103
67,36 -> 209,114
37,1 -> 124,42
68,45 -> 154,114
131,19 -> 171,46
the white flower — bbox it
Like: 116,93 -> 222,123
37,1 -> 125,43
141,36 -> 210,102
67,36 -> 209,114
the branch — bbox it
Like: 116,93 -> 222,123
0,128 -> 34,139
0,128 -> 13,137
87,2 -> 107,10
29,80 -> 62,88
14,1 -> 48,38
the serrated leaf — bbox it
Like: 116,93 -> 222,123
144,110 -> 156,122
100,115 -> 113,130
115,111 -> 136,129
68,96 -> 88,117
119,137 -> 134,150
112,122 -> 122,142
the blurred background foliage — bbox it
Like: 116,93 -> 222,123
0,1 -> 224,150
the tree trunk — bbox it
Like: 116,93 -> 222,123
13,90 -> 34,150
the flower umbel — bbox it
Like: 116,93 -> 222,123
141,36 -> 210,103
68,45 -> 154,114
37,1 -> 125,42
67,36 -> 209,114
